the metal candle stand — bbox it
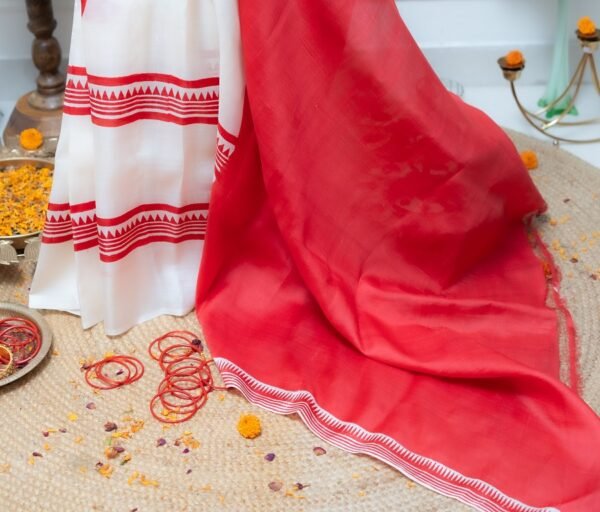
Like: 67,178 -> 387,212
499,29 -> 600,145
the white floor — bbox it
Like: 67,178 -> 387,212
1,85 -> 599,167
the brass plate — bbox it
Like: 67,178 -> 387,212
0,156 -> 54,251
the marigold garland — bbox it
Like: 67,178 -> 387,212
19,128 -> 44,151
237,414 -> 262,439
578,16 -> 597,36
520,150 -> 539,171
505,50 -> 524,68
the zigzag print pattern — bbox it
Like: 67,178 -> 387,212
42,202 -> 208,262
63,66 -> 219,127
215,124 -> 238,176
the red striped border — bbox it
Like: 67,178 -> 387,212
63,66 -> 219,127
214,358 -> 560,512
41,202 -> 208,262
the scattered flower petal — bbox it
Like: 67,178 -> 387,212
104,422 -> 118,432
67,412 -> 79,422
86,402 -> 96,410
32,452 -> 43,458
96,462 -> 114,478
268,481 -> 283,492
156,438 -> 167,447
105,447 -> 119,459
264,453 -> 276,462
313,446 -> 327,456
520,150 -> 538,171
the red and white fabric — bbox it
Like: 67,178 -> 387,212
196,1 -> 600,511
30,0 -> 243,334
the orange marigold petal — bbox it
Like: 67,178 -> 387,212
520,150 -> 539,171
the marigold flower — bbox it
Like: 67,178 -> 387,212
520,150 -> 538,170
578,16 -> 597,36
505,50 -> 524,67
237,414 -> 262,439
19,128 -> 44,151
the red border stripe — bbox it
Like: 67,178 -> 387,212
88,73 -> 219,89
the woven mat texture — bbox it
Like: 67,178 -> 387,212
0,131 -> 598,512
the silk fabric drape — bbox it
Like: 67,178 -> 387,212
197,1 -> 600,510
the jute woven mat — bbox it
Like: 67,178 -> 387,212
0,131 -> 598,512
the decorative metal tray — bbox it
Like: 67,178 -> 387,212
0,154 -> 53,265
0,302 -> 53,387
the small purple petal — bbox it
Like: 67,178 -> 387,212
182,448 -> 190,454
313,446 -> 327,456
42,431 -> 49,438
114,445 -> 125,454
186,469 -> 192,475
264,453 -> 276,462
59,428 -> 67,434
156,438 -> 167,447
86,402 -> 96,410
104,422 -> 118,432
32,452 -> 43,458
115,369 -> 124,376
268,481 -> 283,492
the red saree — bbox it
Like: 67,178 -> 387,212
197,1 -> 600,510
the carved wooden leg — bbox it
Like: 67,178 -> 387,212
2,0 -> 66,154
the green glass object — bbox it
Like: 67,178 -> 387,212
538,0 -> 578,118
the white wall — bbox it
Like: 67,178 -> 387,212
1,0 -> 600,99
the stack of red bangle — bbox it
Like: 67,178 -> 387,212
84,355 -> 145,390
0,317 -> 42,368
148,330 -> 224,424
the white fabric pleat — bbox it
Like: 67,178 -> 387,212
30,0 -> 245,335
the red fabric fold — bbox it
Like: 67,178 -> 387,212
197,1 -> 600,510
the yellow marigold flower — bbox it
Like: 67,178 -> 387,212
520,150 -> 539,170
19,128 -> 44,150
505,50 -> 524,67
237,414 -> 262,439
578,16 -> 597,36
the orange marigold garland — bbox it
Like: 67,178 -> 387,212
577,16 -> 597,36
19,128 -> 44,151
520,150 -> 539,171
